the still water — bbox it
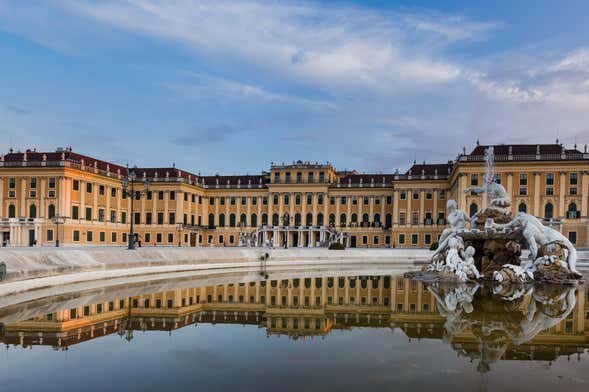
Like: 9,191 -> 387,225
0,268 -> 587,391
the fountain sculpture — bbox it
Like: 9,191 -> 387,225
413,147 -> 582,284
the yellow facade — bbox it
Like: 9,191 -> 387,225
0,143 -> 587,248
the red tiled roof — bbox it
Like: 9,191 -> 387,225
2,149 -> 128,173
202,175 -> 269,187
338,174 -> 396,183
405,163 -> 452,176
469,144 -> 579,156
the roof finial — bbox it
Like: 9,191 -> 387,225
476,139 -> 480,146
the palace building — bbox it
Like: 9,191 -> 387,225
0,142 -> 587,248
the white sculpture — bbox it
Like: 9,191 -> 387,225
432,199 -> 469,259
463,182 -> 511,212
493,212 -> 581,277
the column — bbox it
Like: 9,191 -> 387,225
80,180 -> 86,219
581,172 -> 589,218
93,182 -> 98,220
393,190 -> 399,225
459,175 -> 467,211
406,189 -> 412,227
559,172 -> 566,218
419,190 -> 425,225
533,172 -> 541,216
0,178 -> 3,218
433,190 -> 438,225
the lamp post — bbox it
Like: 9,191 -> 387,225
282,212 -> 291,249
176,223 -> 184,247
121,166 -> 150,250
52,214 -> 67,247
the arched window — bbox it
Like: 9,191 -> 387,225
240,213 -> 247,226
8,204 -> 16,218
340,213 -> 347,226
48,204 -> 56,219
294,213 -> 301,226
306,213 -> 313,226
351,213 -> 358,223
362,213 -> 369,223
374,213 -> 381,224
208,213 -> 215,227
29,204 -> 37,219
295,194 -> 301,205
544,203 -> 553,219
217,213 -> 224,227
568,202 -> 578,219
385,213 -> 392,228
317,213 -> 324,226
518,203 -> 527,213
329,213 -> 335,227
469,203 -> 478,217
229,213 -> 236,227
272,213 -> 279,226
251,213 -> 257,227
262,213 -> 268,226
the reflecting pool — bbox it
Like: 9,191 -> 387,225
0,269 -> 587,391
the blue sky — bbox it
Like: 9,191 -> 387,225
1,1 -> 588,175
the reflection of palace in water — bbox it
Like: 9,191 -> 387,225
1,276 -> 588,365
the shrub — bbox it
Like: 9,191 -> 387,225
329,242 -> 345,250
429,242 -> 439,251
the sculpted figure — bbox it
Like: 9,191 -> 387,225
462,246 -> 481,280
463,182 -> 510,211
493,212 -> 581,278
432,200 -> 469,259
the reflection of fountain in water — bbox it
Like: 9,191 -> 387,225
426,282 -> 579,373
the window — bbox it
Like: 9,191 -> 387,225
570,173 -> 577,185
99,232 -> 105,242
85,207 -> 92,221
241,197 -> 246,205
146,212 -> 152,225
86,231 -> 93,242
340,213 -> 346,226
399,212 -> 406,226
8,204 -> 16,218
424,234 -> 431,245
518,203 -> 527,213
546,187 -> 554,196
209,197 -> 215,205
400,191 -> 406,200
567,203 -> 579,219
385,213 -> 392,228
157,212 -> 164,225
219,214 -> 226,227
470,174 -> 478,186
72,206 -> 79,220
318,194 -> 324,205
283,195 -> 289,205
273,195 -> 279,204
121,211 -> 127,224
341,196 -> 347,204
262,196 -> 268,205
307,194 -> 312,204
412,192 -> 419,200
469,203 -> 478,217
86,182 -> 92,193
9,177 -> 16,189
386,196 -> 392,204
144,233 -> 151,243
156,233 -> 162,243
73,180 -> 79,191
570,187 -> 577,195
29,204 -> 37,218
251,214 -> 257,227
398,234 -> 405,244
48,204 -> 56,219
352,197 -> 358,205
426,192 -> 432,200
99,185 -> 105,195
411,234 -> 418,245
47,229 -> 54,241
48,177 -> 56,189
229,214 -> 236,227
568,231 -> 577,244
546,173 -> 554,185
134,212 -> 141,225
519,173 -> 527,186
363,196 -> 369,205
362,235 -> 368,245
330,196 -> 335,205
73,230 -> 80,241
169,212 -> 175,225
168,233 -> 174,243
519,187 -> 527,196
112,232 -> 117,243
544,203 -> 554,219
111,188 -> 117,198
169,191 -> 175,200
99,209 -> 105,222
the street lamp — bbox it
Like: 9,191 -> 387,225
282,212 -> 291,249
51,214 -> 67,247
121,166 -> 150,250
176,223 -> 184,247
